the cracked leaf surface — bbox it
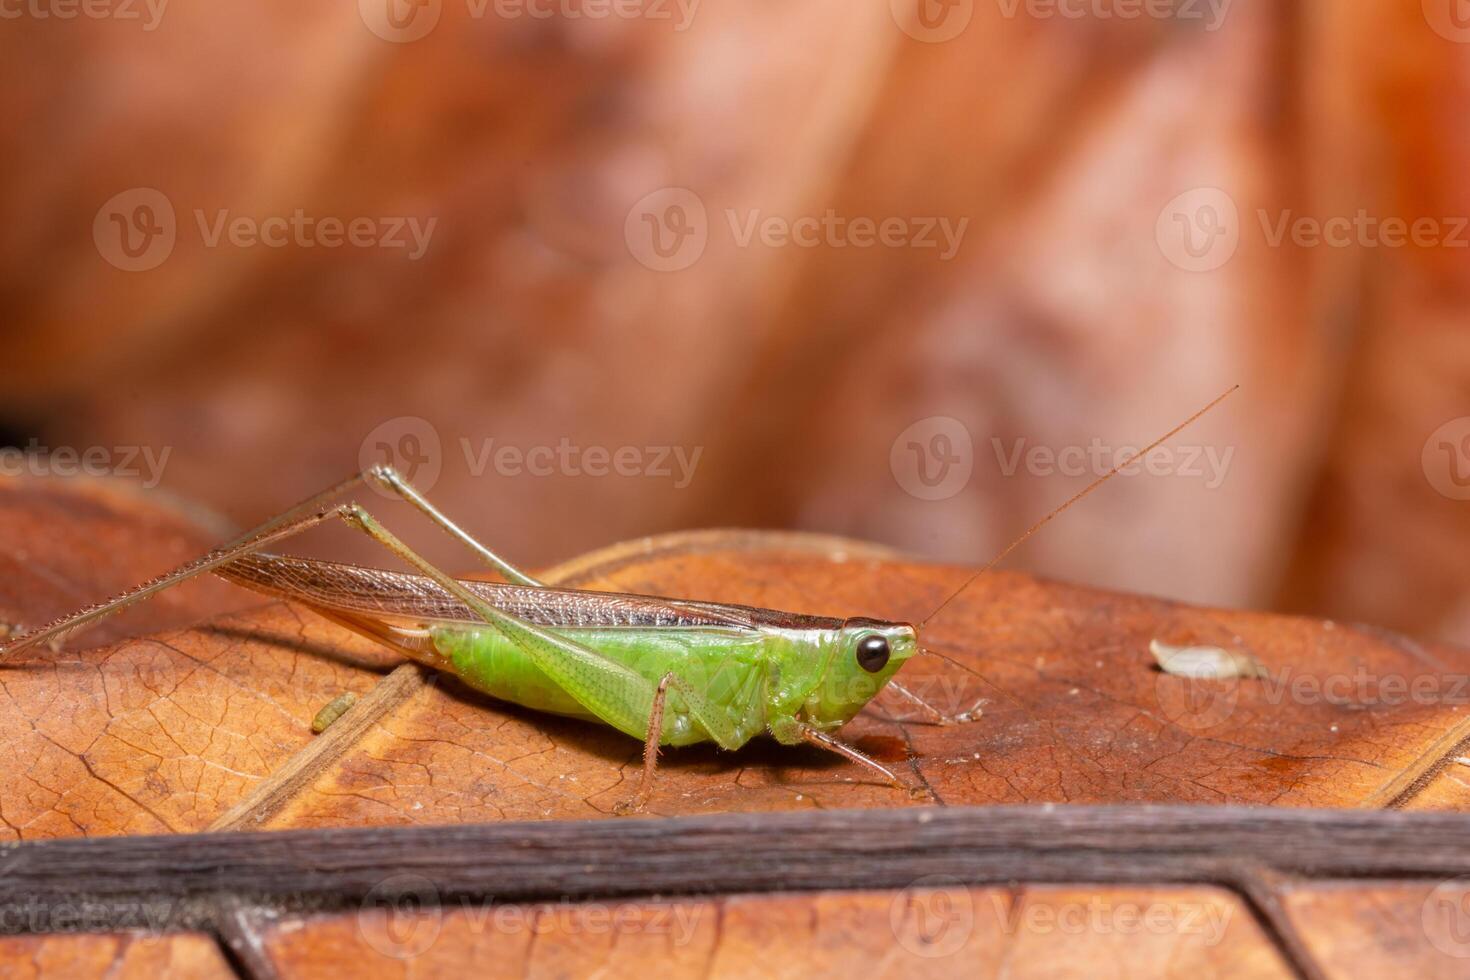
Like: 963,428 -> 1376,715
4,480 -> 1469,834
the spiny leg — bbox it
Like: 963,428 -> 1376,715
215,471 -> 371,549
613,668 -> 753,814
620,672 -> 675,816
364,465 -> 542,587
5,471 -> 386,654
883,680 -> 985,726
221,465 -> 541,587
0,464 -> 539,659
797,725 -> 928,798
0,504 -> 346,659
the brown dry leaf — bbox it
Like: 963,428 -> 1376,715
0,933 -> 233,979
4,477 -> 1470,839
260,886 -> 1287,979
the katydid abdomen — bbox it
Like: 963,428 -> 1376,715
432,625 -> 774,746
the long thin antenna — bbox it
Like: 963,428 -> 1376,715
917,384 -> 1240,631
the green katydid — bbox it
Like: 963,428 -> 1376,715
0,388 -> 1235,811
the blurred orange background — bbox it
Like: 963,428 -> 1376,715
1,0 -> 1467,645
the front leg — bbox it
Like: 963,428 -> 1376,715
768,716 -> 927,799
883,680 -> 985,725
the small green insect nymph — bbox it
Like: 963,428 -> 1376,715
311,691 -> 360,734
0,389 -> 1235,811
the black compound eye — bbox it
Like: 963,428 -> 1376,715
856,634 -> 891,673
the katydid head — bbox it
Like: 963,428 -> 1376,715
800,618 -> 918,728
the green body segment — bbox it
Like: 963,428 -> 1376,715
430,622 -> 914,749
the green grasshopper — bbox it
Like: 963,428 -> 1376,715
0,390 -> 1233,811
